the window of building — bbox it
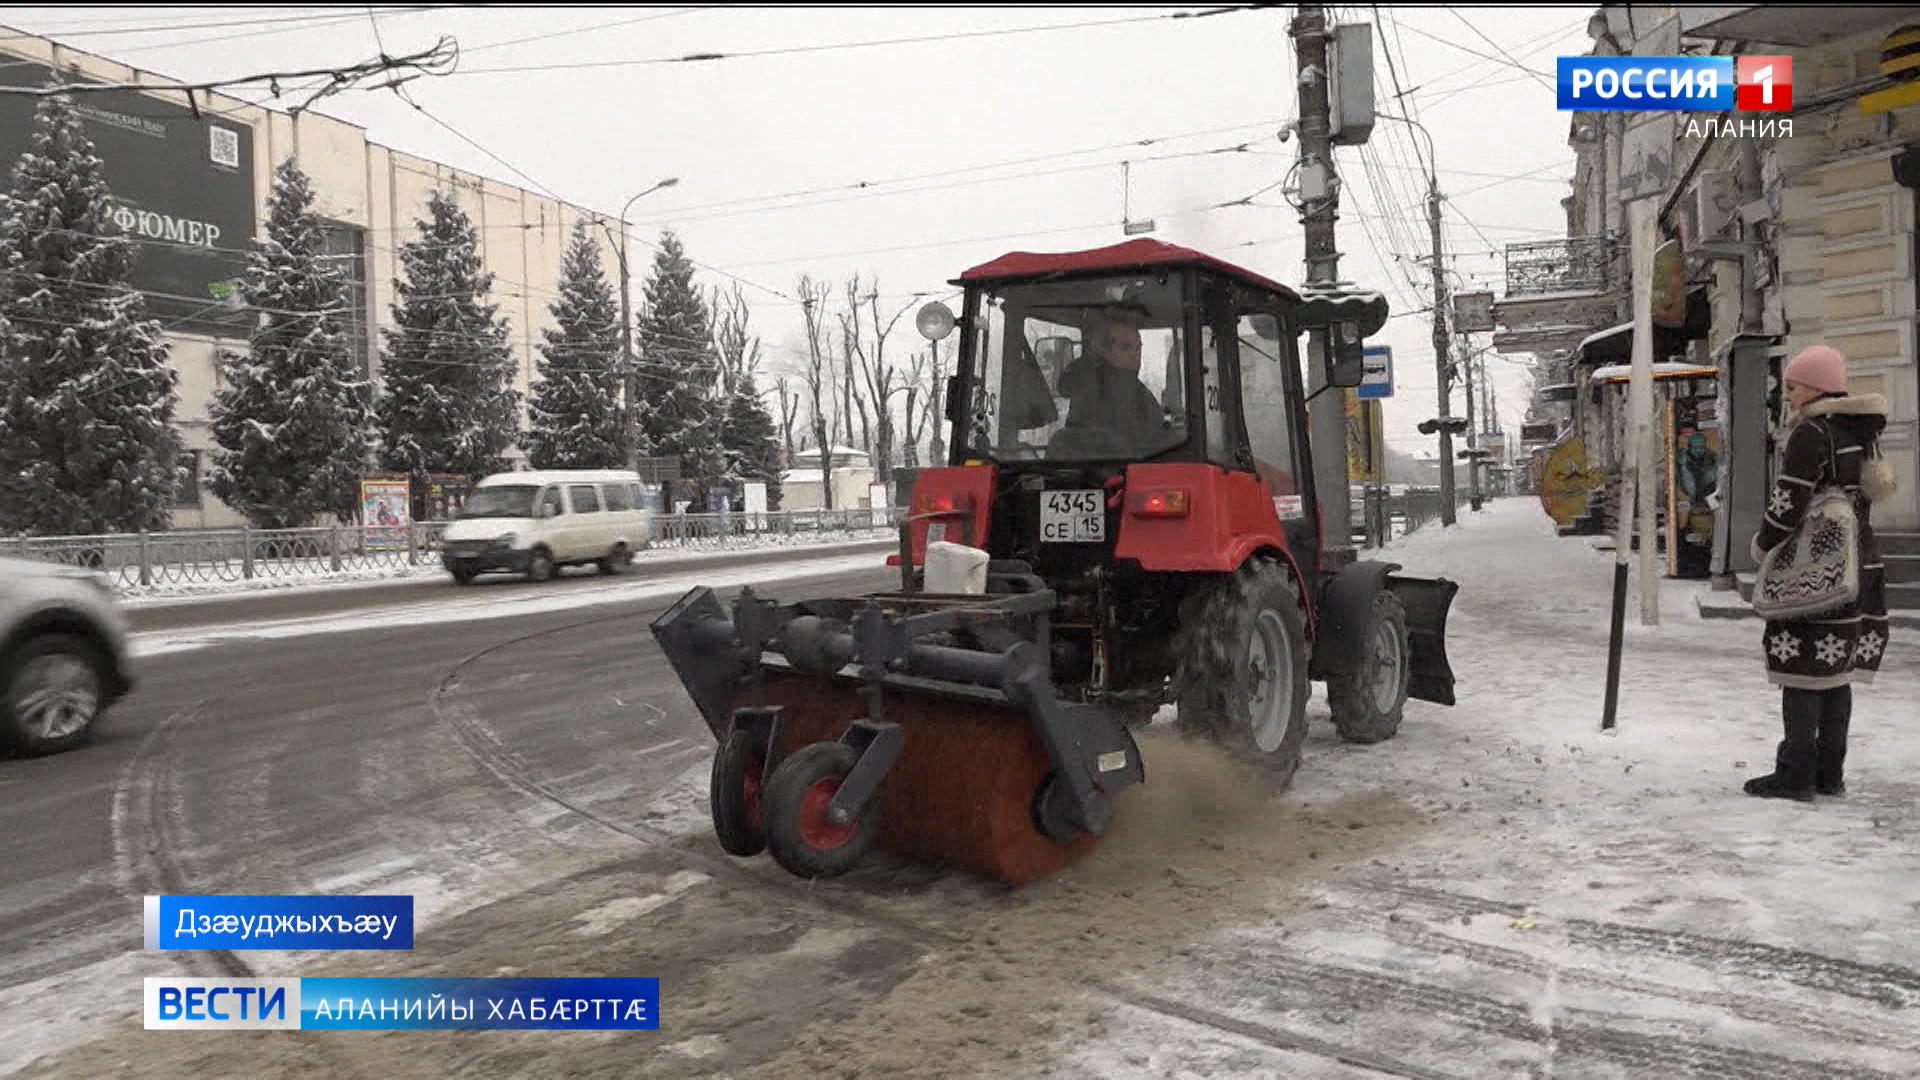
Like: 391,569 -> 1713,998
319,218 -> 371,380
172,450 -> 204,508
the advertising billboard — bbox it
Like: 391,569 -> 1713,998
0,59 -> 255,336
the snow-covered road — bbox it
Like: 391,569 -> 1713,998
16,497 -> 1920,1079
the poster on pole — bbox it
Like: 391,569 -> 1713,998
360,477 -> 411,551
1344,390 -> 1384,483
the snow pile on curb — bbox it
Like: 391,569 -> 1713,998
114,534 -> 894,607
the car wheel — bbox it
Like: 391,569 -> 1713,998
526,547 -> 555,583
598,544 -> 632,576
1,633 -> 107,756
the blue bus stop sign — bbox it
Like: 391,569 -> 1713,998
1358,345 -> 1393,399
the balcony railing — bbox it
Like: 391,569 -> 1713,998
1503,235 -> 1618,299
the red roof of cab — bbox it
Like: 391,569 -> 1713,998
956,238 -> 1300,302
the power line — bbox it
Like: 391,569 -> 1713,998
633,118 -> 1282,222
1372,4 -> 1431,180
460,8 -> 718,54
391,87 -> 798,305
1390,19 -> 1553,84
643,141 -> 1269,228
1399,17 -> 1582,99
720,199 -> 1285,271
450,6 -> 1265,75
0,36 -> 457,96
0,7 -> 432,43
1444,5 -> 1558,94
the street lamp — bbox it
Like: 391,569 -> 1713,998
603,177 -> 680,472
1375,112 -> 1459,524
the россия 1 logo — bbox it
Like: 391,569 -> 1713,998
1558,56 -> 1792,111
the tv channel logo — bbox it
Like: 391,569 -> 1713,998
145,978 -> 301,1030
1558,56 -> 1791,112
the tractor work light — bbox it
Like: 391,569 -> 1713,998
912,492 -> 973,516
1128,488 -> 1191,518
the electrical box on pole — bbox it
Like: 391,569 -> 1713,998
1328,22 -> 1375,147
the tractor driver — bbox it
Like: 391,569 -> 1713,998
1057,313 -> 1169,452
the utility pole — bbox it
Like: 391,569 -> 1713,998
1292,4 -> 1352,554
1427,183 -> 1458,525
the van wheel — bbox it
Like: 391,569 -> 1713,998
526,547 -> 555,583
598,544 -> 632,576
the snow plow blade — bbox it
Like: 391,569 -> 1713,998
1387,574 -> 1459,707
649,586 -> 1145,885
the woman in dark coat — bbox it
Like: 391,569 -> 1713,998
1745,345 -> 1896,801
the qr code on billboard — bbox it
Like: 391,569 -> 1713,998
209,126 -> 239,169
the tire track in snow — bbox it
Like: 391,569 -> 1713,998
1199,950 -> 1902,1080
1379,918 -> 1920,1058
1351,880 -> 1920,1011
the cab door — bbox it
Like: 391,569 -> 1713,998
1221,286 -> 1322,573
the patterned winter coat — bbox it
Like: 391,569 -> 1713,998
1752,393 -> 1891,689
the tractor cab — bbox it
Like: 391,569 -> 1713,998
909,240 -> 1385,585
904,239 -> 1399,707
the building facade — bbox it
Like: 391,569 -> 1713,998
1498,5 -> 1920,584
0,29 -> 624,529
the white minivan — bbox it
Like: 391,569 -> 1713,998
440,470 -> 655,585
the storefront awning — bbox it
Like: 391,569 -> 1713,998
1588,362 -> 1720,385
1575,289 -> 1712,365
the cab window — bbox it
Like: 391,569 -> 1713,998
602,483 -> 633,512
539,487 -> 565,518
569,485 -> 602,514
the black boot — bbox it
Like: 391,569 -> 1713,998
1746,689 -> 1818,802
1816,686 -> 1851,796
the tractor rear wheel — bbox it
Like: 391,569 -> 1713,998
1174,560 -> 1310,787
1326,589 -> 1410,744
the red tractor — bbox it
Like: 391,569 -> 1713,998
654,239 -> 1456,884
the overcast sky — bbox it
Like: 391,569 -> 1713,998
0,4 -> 1593,457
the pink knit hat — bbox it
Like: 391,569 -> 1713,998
1784,345 -> 1848,394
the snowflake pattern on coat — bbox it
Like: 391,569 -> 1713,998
1856,631 -> 1885,664
1768,486 -> 1794,519
1815,634 -> 1849,665
1768,632 -> 1802,663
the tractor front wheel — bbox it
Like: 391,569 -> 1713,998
1174,560 -> 1310,787
1326,589 -> 1410,745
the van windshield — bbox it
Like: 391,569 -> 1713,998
459,486 -> 539,519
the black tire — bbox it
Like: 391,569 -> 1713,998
1,633 -> 107,757
1173,560 -> 1311,786
763,741 -> 879,879
450,566 -> 476,586
597,544 -> 631,576
710,731 -> 769,857
1326,589 -> 1410,745
525,547 -> 555,583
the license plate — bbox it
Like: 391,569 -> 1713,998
1041,490 -> 1105,543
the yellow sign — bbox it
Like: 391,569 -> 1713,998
1651,239 -> 1686,329
1539,436 -> 1599,527
1344,390 -> 1384,483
